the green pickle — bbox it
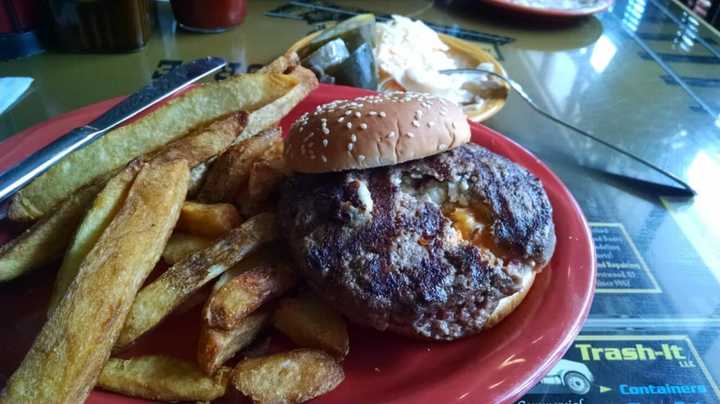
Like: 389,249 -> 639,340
301,38 -> 351,78
301,14 -> 376,57
326,42 -> 378,90
299,13 -> 379,89
338,23 -> 375,53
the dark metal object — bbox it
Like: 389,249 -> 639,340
0,56 -> 227,209
440,68 -> 697,197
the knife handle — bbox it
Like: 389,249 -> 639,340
0,125 -> 101,206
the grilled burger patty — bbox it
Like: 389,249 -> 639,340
279,143 -> 556,340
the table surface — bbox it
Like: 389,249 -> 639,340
1,0 -> 719,402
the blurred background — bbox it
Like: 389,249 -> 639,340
0,0 -> 717,61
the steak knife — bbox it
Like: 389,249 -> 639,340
0,56 -> 227,215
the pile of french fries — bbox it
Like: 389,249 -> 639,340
0,54 -> 351,404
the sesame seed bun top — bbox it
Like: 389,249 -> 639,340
284,92 -> 471,173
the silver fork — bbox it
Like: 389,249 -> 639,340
440,68 -> 696,197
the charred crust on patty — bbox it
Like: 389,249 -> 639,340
279,143 -> 556,340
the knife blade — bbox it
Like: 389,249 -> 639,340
0,56 -> 227,211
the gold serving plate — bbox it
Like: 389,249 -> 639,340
288,31 -> 509,122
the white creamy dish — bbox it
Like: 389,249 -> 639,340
373,15 -> 502,106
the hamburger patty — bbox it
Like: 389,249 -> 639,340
278,143 -> 556,340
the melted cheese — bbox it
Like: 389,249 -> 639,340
448,207 -> 485,242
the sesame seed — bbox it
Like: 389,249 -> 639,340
416,110 -> 423,117
406,132 -> 415,138
351,134 -> 357,142
360,123 -> 368,130
427,122 -> 435,127
338,117 -> 345,123
358,154 -> 366,161
321,155 -> 327,163
322,128 -> 330,135
438,143 -> 448,150
379,111 -> 386,117
369,111 -> 377,116
388,131 -> 396,138
322,139 -> 328,147
347,143 -> 354,151
354,112 -> 362,118
412,120 -> 420,127
345,111 -> 352,116
346,122 -> 352,129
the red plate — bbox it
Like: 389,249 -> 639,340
482,0 -> 611,17
0,84 -> 595,403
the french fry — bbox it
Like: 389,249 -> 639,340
148,110 -> 247,197
3,59 -> 313,284
1,109 -> 246,282
98,356 -> 230,402
259,133 -> 285,162
162,232 -> 215,265
241,57 -> 318,147
2,61 -> 313,286
203,258 -> 296,330
236,157 -> 287,217
39,111 -> 247,299
248,160 -> 286,200
259,51 -> 300,74
176,201 -> 242,238
198,127 -> 282,203
1,111 -> 248,283
147,111 -> 247,166
192,57 -> 317,198
197,310 -> 270,376
9,69 -> 302,221
0,160 -> 189,404
47,162 -> 142,314
231,349 -> 344,404
273,293 -> 349,360
210,246 -> 277,291
115,213 -> 278,351
190,58 -> 317,200
0,182 -> 101,282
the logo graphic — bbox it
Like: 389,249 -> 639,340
522,335 -> 719,403
540,359 -> 595,395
